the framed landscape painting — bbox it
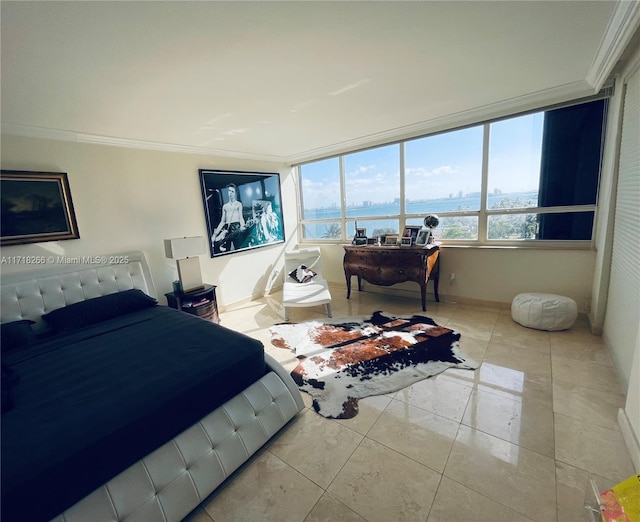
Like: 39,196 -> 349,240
1,171 -> 80,246
199,169 -> 285,257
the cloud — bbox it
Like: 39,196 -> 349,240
347,164 -> 376,177
406,165 -> 458,178
301,178 -> 341,208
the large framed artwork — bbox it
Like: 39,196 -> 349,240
1,170 -> 80,246
199,169 -> 285,257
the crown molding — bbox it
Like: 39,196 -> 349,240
0,79 -> 602,167
586,0 -> 640,90
286,80 -> 594,165
0,123 -> 288,164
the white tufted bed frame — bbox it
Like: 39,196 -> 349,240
1,252 -> 304,522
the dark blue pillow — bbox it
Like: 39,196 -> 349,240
1,319 -> 36,352
43,289 -> 157,333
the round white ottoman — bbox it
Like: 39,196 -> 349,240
511,293 -> 578,331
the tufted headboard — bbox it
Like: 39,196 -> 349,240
0,251 -> 156,333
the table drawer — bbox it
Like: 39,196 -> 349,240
186,302 -> 215,318
353,265 -> 378,278
378,266 -> 422,284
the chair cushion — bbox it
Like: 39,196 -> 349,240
511,293 -> 577,331
283,279 -> 332,306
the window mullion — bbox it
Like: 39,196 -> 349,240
339,155 -> 347,240
479,123 -> 490,242
295,165 -> 304,238
399,142 -> 406,230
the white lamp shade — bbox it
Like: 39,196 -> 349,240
164,237 -> 205,259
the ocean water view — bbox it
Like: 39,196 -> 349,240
303,191 -> 539,221
301,191 -> 540,239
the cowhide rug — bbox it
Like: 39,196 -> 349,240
270,311 -> 479,419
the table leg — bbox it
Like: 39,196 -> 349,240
346,274 -> 352,299
421,284 -> 427,311
433,275 -> 440,302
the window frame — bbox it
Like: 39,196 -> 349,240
296,97 -> 607,249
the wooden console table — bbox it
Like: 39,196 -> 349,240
343,244 -> 440,311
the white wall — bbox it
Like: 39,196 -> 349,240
0,135 -> 297,307
599,38 -> 640,468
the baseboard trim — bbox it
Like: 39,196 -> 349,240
232,281 -> 590,321
618,407 -> 640,473
436,293 -> 511,311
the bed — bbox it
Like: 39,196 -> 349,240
0,252 -> 304,522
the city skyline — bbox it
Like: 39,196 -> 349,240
306,188 -> 538,211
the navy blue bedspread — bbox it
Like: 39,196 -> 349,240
1,306 -> 265,522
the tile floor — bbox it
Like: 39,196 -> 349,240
187,286 -> 634,522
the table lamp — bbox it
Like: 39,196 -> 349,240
164,236 -> 205,293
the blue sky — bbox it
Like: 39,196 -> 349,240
300,112 -> 543,209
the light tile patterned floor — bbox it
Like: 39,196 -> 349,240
187,286 -> 633,522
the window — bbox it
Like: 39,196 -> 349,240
344,144 -> 400,220
536,101 -> 605,240
298,97 -> 607,245
406,126 -> 484,213
487,113 -> 543,211
299,157 -> 341,240
486,112 -> 543,240
405,126 -> 483,240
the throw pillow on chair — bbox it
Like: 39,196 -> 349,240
289,265 -> 317,283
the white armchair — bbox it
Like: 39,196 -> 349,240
282,247 -> 332,322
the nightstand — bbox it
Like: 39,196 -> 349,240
165,284 -> 219,324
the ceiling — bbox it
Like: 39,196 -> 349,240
1,1 -> 638,164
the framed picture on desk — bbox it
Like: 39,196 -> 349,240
415,229 -> 431,246
352,226 -> 367,245
384,234 -> 399,245
402,225 -> 422,244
